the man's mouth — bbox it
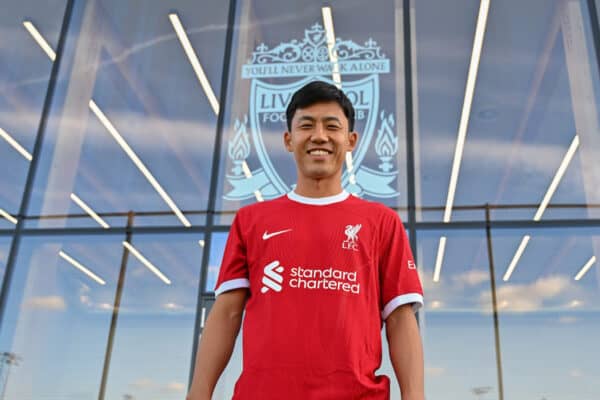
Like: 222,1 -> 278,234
307,149 -> 332,155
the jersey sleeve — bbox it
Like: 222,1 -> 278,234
214,212 -> 250,296
378,211 -> 424,319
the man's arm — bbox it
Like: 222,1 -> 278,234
385,303 -> 425,400
186,289 -> 248,400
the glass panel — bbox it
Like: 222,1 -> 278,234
205,231 -> 228,293
492,227 -> 600,399
214,0 -> 408,224
415,0 -> 600,222
0,235 -> 12,289
417,228 -> 500,399
24,0 -> 229,228
0,1 -> 68,228
0,232 -> 203,399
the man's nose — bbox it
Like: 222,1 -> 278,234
310,124 -> 328,142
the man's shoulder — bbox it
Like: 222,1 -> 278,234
236,195 -> 289,217
345,196 -> 399,220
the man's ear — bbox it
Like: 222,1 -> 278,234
347,131 -> 359,151
284,131 -> 293,152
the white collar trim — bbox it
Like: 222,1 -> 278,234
287,190 -> 350,205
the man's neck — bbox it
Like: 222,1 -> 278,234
293,178 -> 343,198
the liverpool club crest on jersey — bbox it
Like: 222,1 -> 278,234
224,23 -> 401,202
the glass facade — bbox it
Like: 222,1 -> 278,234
0,0 -> 599,399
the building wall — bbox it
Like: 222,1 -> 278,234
0,0 -> 599,399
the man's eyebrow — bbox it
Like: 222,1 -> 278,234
295,115 -> 342,124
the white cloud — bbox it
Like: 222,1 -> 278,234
24,295 -> 66,311
452,269 -> 489,286
425,366 -> 445,377
479,275 -> 572,313
129,378 -> 186,392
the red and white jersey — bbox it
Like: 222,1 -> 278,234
215,190 -> 424,400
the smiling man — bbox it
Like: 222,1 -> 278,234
186,81 -> 425,400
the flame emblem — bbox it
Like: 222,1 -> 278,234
374,111 -> 397,172
228,115 -> 251,175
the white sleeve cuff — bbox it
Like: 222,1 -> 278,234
381,293 -> 424,319
214,278 -> 250,296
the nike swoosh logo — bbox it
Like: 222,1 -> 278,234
262,229 -> 292,240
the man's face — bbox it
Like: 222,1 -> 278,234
284,101 -> 358,183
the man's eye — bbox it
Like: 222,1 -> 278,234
328,125 -> 340,130
299,125 -> 312,129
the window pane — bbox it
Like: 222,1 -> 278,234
492,227 -> 600,399
0,1 -> 67,228
417,229 -> 500,399
0,232 -> 203,399
205,232 -> 228,293
415,0 -> 600,222
24,1 -> 229,228
0,235 -> 12,289
214,0 -> 409,224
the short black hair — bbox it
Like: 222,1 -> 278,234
285,81 -> 355,132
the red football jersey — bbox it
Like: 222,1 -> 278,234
214,190 -> 424,399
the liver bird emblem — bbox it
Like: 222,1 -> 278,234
344,224 -> 362,243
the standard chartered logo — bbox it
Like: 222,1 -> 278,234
260,260 -> 360,295
261,260 -> 284,293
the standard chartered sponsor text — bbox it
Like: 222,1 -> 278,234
289,266 -> 360,294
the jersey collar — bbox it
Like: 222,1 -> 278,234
287,190 -> 350,205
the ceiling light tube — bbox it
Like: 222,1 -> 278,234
533,135 -> 579,221
70,193 -> 110,228
0,127 -> 32,161
169,13 -> 220,115
433,236 -> 447,282
322,7 -> 342,87
443,0 -> 490,223
122,241 -> 171,285
574,255 -> 596,281
89,100 -> 192,227
59,250 -> 106,285
198,239 -> 205,247
503,235 -> 530,281
23,21 -> 56,61
0,208 -> 18,225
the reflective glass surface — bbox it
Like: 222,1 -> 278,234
417,229 -> 500,399
415,0 -> 600,222
0,232 -> 203,399
215,0 -> 409,224
492,227 -> 600,399
24,0 -> 229,228
0,236 -> 11,290
0,1 -> 67,228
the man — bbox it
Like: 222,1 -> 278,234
187,81 -> 424,400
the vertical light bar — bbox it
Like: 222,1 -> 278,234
502,235 -> 530,281
169,13 -> 220,115
0,128 -> 32,161
0,209 -> 18,225
123,241 -> 172,285
435,0 -> 490,282
89,100 -> 192,227
533,135 -> 579,221
70,193 -> 110,228
198,239 -> 205,247
59,250 -> 106,285
433,236 -> 447,282
574,256 -> 596,281
23,21 -> 56,61
444,0 -> 491,223
322,7 -> 342,87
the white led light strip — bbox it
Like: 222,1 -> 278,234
59,250 -> 106,285
434,0 -> 490,282
322,7 -> 342,87
0,127 -> 32,161
23,21 -> 56,61
24,20 -> 192,228
574,256 -> 596,281
0,209 -> 18,225
70,193 -> 110,228
123,241 -> 171,284
169,13 -> 220,115
89,100 -> 192,227
503,135 -> 579,281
